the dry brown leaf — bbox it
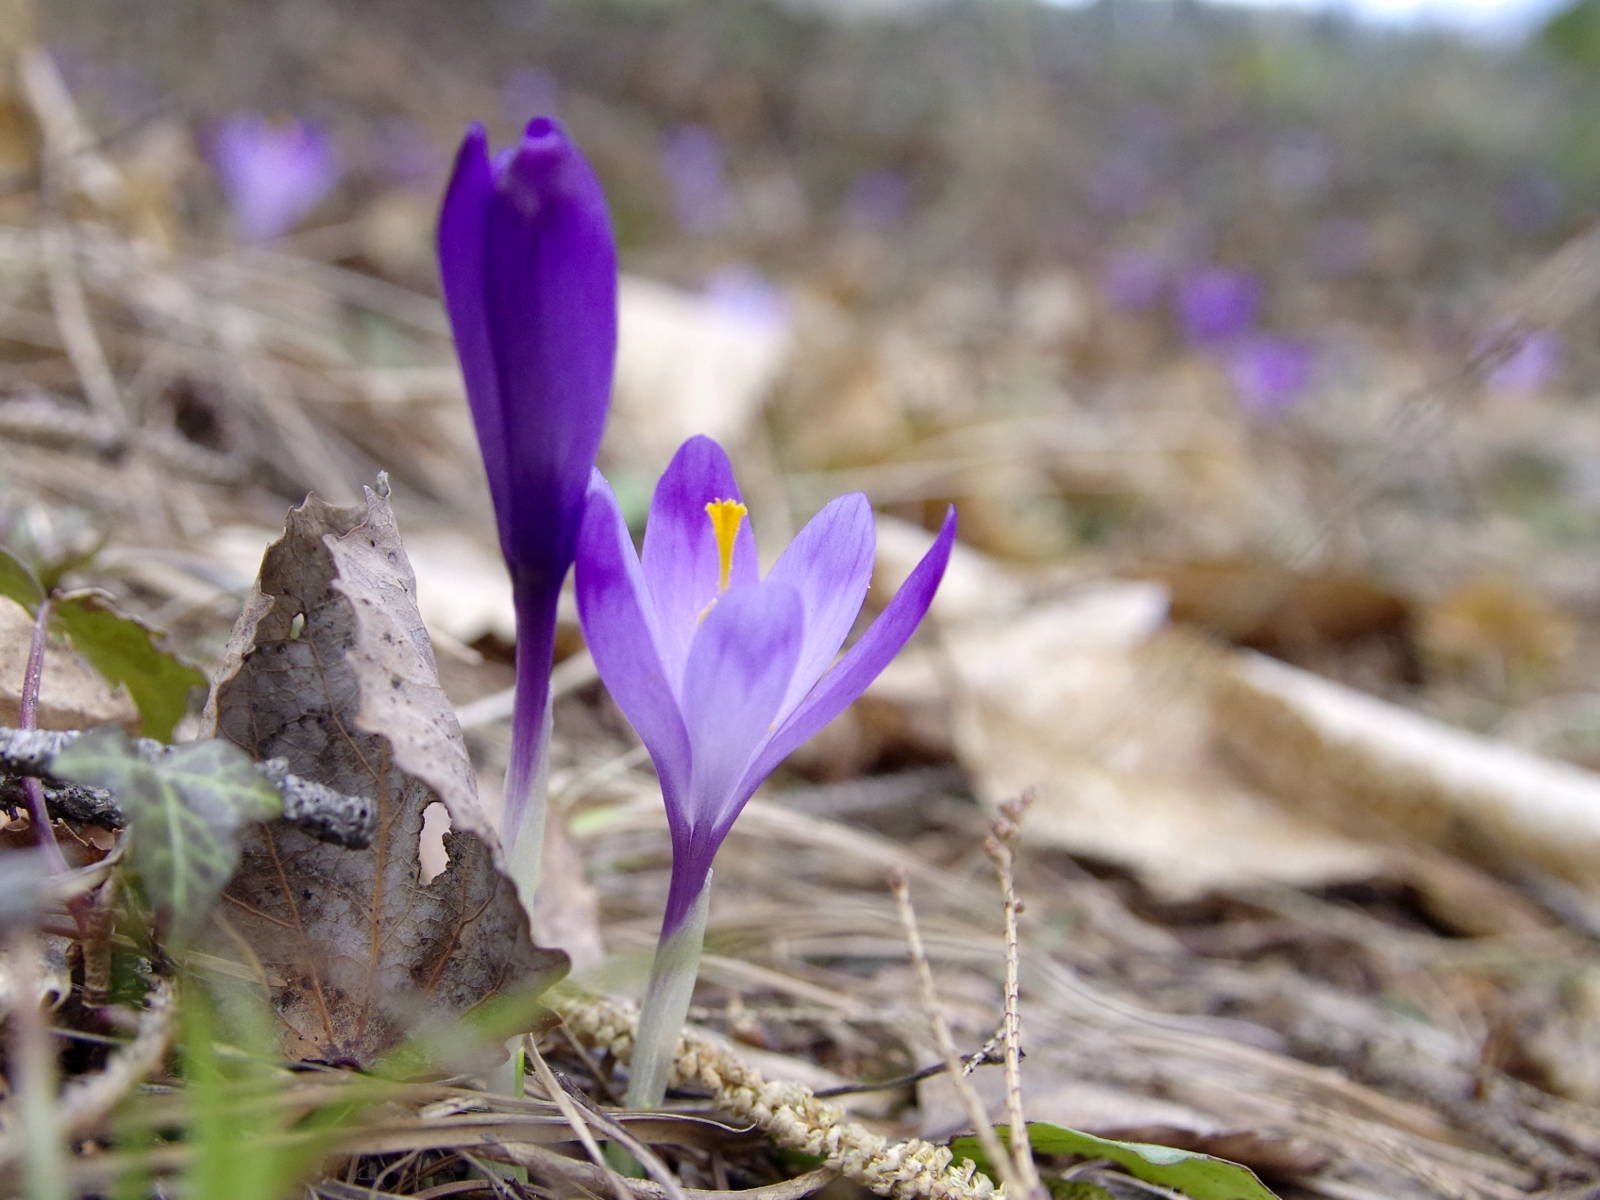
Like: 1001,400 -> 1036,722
941,569 -> 1380,897
1138,557 -> 1417,671
205,486 -> 566,1065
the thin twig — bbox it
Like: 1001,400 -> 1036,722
888,868 -> 1014,1194
983,796 -> 1041,1199
812,1041 -> 1006,1099
0,725 -> 375,848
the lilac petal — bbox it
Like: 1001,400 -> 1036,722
680,581 -> 804,833
480,117 -> 617,583
575,472 -> 694,829
640,436 -> 759,683
211,115 -> 341,243
765,492 -> 875,716
729,507 -> 957,818
437,127 -> 509,530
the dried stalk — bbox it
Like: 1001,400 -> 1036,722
0,725 -> 375,848
560,992 -> 1003,1200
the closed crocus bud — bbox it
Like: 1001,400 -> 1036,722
437,118 -> 617,874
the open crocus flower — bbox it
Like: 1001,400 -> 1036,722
437,117 -> 616,883
576,435 -> 956,1105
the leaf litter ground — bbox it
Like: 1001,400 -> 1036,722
5,1 -> 1600,1197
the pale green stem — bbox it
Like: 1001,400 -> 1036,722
492,696 -> 550,1182
625,876 -> 712,1110
504,690 -> 553,910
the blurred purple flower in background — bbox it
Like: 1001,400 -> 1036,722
1099,249 -> 1170,312
210,114 -> 342,242
1175,266 -> 1260,346
843,167 -> 910,229
437,117 -> 616,868
1227,335 -> 1314,416
659,125 -> 729,235
1487,329 -> 1561,395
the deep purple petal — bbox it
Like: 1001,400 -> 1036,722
480,117 -> 617,583
765,492 -> 875,716
728,507 -> 957,817
439,118 -> 617,830
680,581 -> 803,832
640,436 -> 759,684
575,473 -> 693,825
437,126 -> 509,532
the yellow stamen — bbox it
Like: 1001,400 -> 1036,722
705,498 -> 748,593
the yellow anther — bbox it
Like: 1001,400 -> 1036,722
705,498 -> 748,593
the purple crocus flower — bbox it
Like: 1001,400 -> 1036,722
1175,266 -> 1260,347
437,118 -> 616,866
210,114 -> 341,242
1227,335 -> 1315,416
576,436 -> 955,1105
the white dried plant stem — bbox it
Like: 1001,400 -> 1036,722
560,993 -> 1004,1200
986,799 -> 1042,1198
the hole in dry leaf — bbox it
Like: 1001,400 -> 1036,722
418,801 -> 451,884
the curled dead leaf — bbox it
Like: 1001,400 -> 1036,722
204,485 -> 566,1065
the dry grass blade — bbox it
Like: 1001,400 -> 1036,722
488,1142 -> 837,1200
524,1035 -> 637,1200
889,868 -> 1013,1195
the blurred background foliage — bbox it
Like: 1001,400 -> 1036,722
33,0 -> 1600,754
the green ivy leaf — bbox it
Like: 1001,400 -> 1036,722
53,729 -> 283,945
0,546 -> 44,613
950,1123 -> 1282,1200
52,590 -> 206,741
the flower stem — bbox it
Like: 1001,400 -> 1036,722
504,585 -> 558,901
625,874 -> 711,1110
